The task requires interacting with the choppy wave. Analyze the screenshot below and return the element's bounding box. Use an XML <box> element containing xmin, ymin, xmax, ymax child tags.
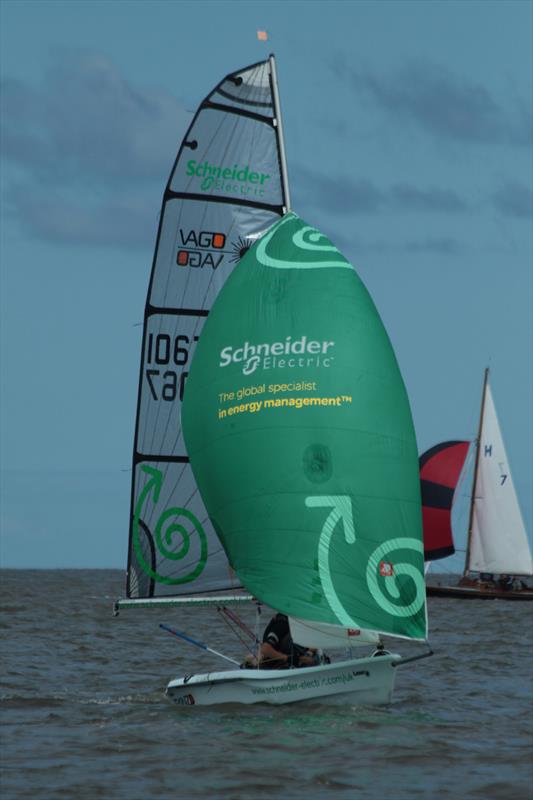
<box><xmin>1</xmin><ymin>569</ymin><xmax>532</xmax><ymax>800</ymax></box>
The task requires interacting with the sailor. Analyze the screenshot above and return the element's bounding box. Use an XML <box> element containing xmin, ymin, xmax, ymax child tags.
<box><xmin>259</xmin><ymin>613</ymin><xmax>320</xmax><ymax>669</ymax></box>
<box><xmin>241</xmin><ymin>613</ymin><xmax>321</xmax><ymax>669</ymax></box>
<box><xmin>498</xmin><ymin>574</ymin><xmax>513</xmax><ymax>591</ymax></box>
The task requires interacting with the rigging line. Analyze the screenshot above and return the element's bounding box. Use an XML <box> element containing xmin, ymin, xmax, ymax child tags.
<box><xmin>163</xmin><ymin>557</ymin><xmax>240</xmax><ymax>586</ymax></box>
<box><xmin>217</xmin><ymin>607</ymin><xmax>256</xmax><ymax>656</ymax></box>
<box><xmin>156</xmin><ymin>282</ymin><xmax>218</xmax><ymax>488</ymax></box>
<box><xmin>143</xmin><ymin>387</ymin><xmax>176</xmax><ymax>473</ymax></box>
<box><xmin>163</xmin><ymin>470</ymin><xmax>203</xmax><ymax>520</ymax></box>
<box><xmin>142</xmin><ymin>470</ymin><xmax>212</xmax><ymax>563</ymax></box>
<box><xmin>221</xmin><ymin>606</ymin><xmax>257</xmax><ymax>642</ymax></box>
<box><xmin>144</xmin><ymin>457</ymin><xmax>189</xmax><ymax>532</ymax></box>
<box><xmin>158</xmin><ymin>464</ymin><xmax>197</xmax><ymax>531</ymax></box>
<box><xmin>163</xmin><ymin>565</ymin><xmax>239</xmax><ymax>586</ymax></box>
<box><xmin>154</xmin><ymin>381</ymin><xmax>206</xmax><ymax>515</ymax></box>
<box><xmin>161</xmin><ymin>478</ymin><xmax>215</xmax><ymax>549</ymax></box>
<box><xmin>156</xmin><ymin>306</ymin><xmax>216</xmax><ymax>506</ymax></box>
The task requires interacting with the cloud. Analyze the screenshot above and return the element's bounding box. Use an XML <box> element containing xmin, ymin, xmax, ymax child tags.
<box><xmin>345</xmin><ymin>234</ymin><xmax>465</xmax><ymax>258</ymax></box>
<box><xmin>389</xmin><ymin>183</ymin><xmax>467</xmax><ymax>213</ymax></box>
<box><xmin>0</xmin><ymin>50</ymin><xmax>192</xmax><ymax>247</ymax></box>
<box><xmin>401</xmin><ymin>237</ymin><xmax>463</xmax><ymax>255</ymax></box>
<box><xmin>5</xmin><ymin>182</ymin><xmax>159</xmax><ymax>248</ymax></box>
<box><xmin>292</xmin><ymin>165</ymin><xmax>467</xmax><ymax>216</ymax></box>
<box><xmin>1</xmin><ymin>50</ymin><xmax>191</xmax><ymax>185</ymax></box>
<box><xmin>331</xmin><ymin>57</ymin><xmax>532</xmax><ymax>146</ymax></box>
<box><xmin>291</xmin><ymin>165</ymin><xmax>384</xmax><ymax>214</ymax></box>
<box><xmin>492</xmin><ymin>182</ymin><xmax>533</xmax><ymax>218</ymax></box>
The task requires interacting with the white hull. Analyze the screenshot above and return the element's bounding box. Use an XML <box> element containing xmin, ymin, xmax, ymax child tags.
<box><xmin>165</xmin><ymin>653</ymin><xmax>401</xmax><ymax>707</ymax></box>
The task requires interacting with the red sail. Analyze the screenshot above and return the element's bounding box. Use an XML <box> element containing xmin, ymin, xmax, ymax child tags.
<box><xmin>419</xmin><ymin>441</ymin><xmax>470</xmax><ymax>561</ymax></box>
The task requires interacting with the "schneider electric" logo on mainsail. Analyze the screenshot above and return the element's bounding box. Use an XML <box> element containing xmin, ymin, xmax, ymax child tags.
<box><xmin>186</xmin><ymin>160</ymin><xmax>271</xmax><ymax>196</ymax></box>
<box><xmin>219</xmin><ymin>336</ymin><xmax>335</xmax><ymax>376</ymax></box>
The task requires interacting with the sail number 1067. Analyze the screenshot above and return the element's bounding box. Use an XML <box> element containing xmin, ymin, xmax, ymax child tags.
<box><xmin>144</xmin><ymin>332</ymin><xmax>199</xmax><ymax>402</ymax></box>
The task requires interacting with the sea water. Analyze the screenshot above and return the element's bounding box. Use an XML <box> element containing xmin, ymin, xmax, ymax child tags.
<box><xmin>1</xmin><ymin>570</ymin><xmax>532</xmax><ymax>800</ymax></box>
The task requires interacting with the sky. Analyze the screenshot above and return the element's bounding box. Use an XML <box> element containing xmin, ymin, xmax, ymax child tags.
<box><xmin>1</xmin><ymin>0</ymin><xmax>532</xmax><ymax>571</ymax></box>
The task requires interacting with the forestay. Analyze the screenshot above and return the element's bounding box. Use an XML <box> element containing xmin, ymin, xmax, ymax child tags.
<box><xmin>469</xmin><ymin>383</ymin><xmax>533</xmax><ymax>576</ymax></box>
<box><xmin>183</xmin><ymin>212</ymin><xmax>427</xmax><ymax>641</ymax></box>
<box><xmin>127</xmin><ymin>58</ymin><xmax>289</xmax><ymax>599</ymax></box>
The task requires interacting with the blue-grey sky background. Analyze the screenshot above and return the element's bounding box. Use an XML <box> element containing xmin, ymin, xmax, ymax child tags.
<box><xmin>1</xmin><ymin>0</ymin><xmax>531</xmax><ymax>571</ymax></box>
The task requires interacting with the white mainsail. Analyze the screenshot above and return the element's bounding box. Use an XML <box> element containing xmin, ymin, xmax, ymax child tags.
<box><xmin>126</xmin><ymin>57</ymin><xmax>290</xmax><ymax>600</ymax></box>
<box><xmin>468</xmin><ymin>381</ymin><xmax>533</xmax><ymax>576</ymax></box>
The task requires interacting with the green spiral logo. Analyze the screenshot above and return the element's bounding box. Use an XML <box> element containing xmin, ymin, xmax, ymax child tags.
<box><xmin>366</xmin><ymin>538</ymin><xmax>425</xmax><ymax>617</ymax></box>
<box><xmin>133</xmin><ymin>466</ymin><xmax>208</xmax><ymax>585</ymax></box>
<box><xmin>256</xmin><ymin>213</ymin><xmax>352</xmax><ymax>270</ymax></box>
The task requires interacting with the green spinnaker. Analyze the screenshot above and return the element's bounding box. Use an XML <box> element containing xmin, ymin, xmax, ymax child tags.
<box><xmin>182</xmin><ymin>212</ymin><xmax>427</xmax><ymax>640</ymax></box>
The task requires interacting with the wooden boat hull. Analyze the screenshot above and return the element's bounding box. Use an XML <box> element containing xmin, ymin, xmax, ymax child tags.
<box><xmin>427</xmin><ymin>584</ymin><xmax>533</xmax><ymax>600</ymax></box>
<box><xmin>165</xmin><ymin>653</ymin><xmax>401</xmax><ymax>706</ymax></box>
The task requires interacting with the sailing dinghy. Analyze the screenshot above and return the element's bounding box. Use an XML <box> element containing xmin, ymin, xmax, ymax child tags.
<box><xmin>171</xmin><ymin>211</ymin><xmax>432</xmax><ymax>706</ymax></box>
<box><xmin>423</xmin><ymin>368</ymin><xmax>533</xmax><ymax>599</ymax></box>
<box><xmin>116</xmin><ymin>56</ymin><xmax>432</xmax><ymax>705</ymax></box>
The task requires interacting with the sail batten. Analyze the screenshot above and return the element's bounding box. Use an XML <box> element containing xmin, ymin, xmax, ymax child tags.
<box><xmin>204</xmin><ymin>101</ymin><xmax>274</xmax><ymax>120</ymax></box>
<box><xmin>166</xmin><ymin>190</ymin><xmax>284</xmax><ymax>211</ymax></box>
<box><xmin>126</xmin><ymin>57</ymin><xmax>288</xmax><ymax>600</ymax></box>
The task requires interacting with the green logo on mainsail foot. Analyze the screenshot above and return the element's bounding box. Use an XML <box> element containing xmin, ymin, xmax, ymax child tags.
<box><xmin>133</xmin><ymin>465</ymin><xmax>208</xmax><ymax>585</ymax></box>
<box><xmin>366</xmin><ymin>538</ymin><xmax>425</xmax><ymax>617</ymax></box>
<box><xmin>306</xmin><ymin>495</ymin><xmax>360</xmax><ymax>627</ymax></box>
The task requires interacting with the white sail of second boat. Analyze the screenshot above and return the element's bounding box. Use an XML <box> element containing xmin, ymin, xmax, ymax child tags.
<box><xmin>468</xmin><ymin>381</ymin><xmax>532</xmax><ymax>576</ymax></box>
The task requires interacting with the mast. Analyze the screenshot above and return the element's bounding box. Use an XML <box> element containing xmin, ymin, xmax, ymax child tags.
<box><xmin>464</xmin><ymin>367</ymin><xmax>490</xmax><ymax>575</ymax></box>
<box><xmin>269</xmin><ymin>54</ymin><xmax>291</xmax><ymax>212</ymax></box>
